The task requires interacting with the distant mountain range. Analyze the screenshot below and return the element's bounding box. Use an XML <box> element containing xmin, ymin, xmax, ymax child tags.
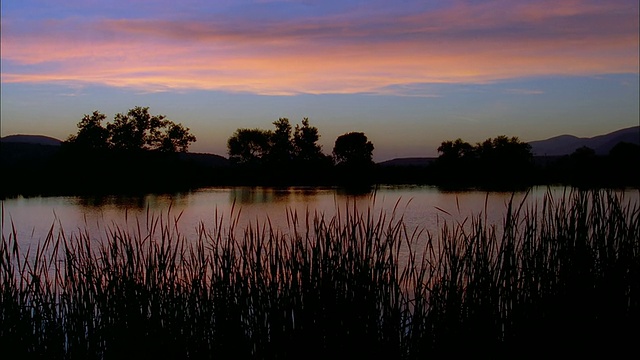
<box><xmin>2</xmin><ymin>126</ymin><xmax>638</xmax><ymax>168</ymax></box>
<box><xmin>378</xmin><ymin>126</ymin><xmax>639</xmax><ymax>167</ymax></box>
<box><xmin>528</xmin><ymin>126</ymin><xmax>639</xmax><ymax>156</ymax></box>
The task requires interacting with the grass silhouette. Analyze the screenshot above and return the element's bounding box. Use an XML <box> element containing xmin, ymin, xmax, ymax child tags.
<box><xmin>1</xmin><ymin>189</ymin><xmax>638</xmax><ymax>358</ymax></box>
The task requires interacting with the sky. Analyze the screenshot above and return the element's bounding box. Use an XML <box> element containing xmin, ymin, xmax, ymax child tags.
<box><xmin>1</xmin><ymin>0</ymin><xmax>638</xmax><ymax>161</ymax></box>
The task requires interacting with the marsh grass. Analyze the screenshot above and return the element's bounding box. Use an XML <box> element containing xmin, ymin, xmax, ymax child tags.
<box><xmin>1</xmin><ymin>189</ymin><xmax>639</xmax><ymax>358</ymax></box>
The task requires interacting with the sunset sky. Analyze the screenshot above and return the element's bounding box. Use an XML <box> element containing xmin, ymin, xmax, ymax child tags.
<box><xmin>1</xmin><ymin>0</ymin><xmax>638</xmax><ymax>161</ymax></box>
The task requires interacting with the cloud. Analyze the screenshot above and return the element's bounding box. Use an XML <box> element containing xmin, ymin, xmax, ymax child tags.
<box><xmin>1</xmin><ymin>0</ymin><xmax>637</xmax><ymax>95</ymax></box>
<box><xmin>505</xmin><ymin>89</ymin><xmax>544</xmax><ymax>95</ymax></box>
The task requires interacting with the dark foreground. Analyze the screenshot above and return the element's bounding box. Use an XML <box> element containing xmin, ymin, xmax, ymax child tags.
<box><xmin>1</xmin><ymin>189</ymin><xmax>639</xmax><ymax>358</ymax></box>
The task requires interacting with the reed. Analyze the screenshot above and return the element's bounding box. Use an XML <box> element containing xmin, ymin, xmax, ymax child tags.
<box><xmin>1</xmin><ymin>189</ymin><xmax>638</xmax><ymax>358</ymax></box>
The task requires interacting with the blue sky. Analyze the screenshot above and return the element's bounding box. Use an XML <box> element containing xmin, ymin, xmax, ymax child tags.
<box><xmin>2</xmin><ymin>0</ymin><xmax>638</xmax><ymax>161</ymax></box>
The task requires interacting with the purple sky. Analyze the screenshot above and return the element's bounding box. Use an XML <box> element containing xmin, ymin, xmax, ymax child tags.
<box><xmin>2</xmin><ymin>0</ymin><xmax>638</xmax><ymax>161</ymax></box>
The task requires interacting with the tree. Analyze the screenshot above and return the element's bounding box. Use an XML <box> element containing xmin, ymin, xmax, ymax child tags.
<box><xmin>227</xmin><ymin>128</ymin><xmax>273</xmax><ymax>165</ymax></box>
<box><xmin>106</xmin><ymin>106</ymin><xmax>196</xmax><ymax>152</ymax></box>
<box><xmin>608</xmin><ymin>142</ymin><xmax>639</xmax><ymax>163</ymax></box>
<box><xmin>434</xmin><ymin>138</ymin><xmax>477</xmax><ymax>184</ymax></box>
<box><xmin>107</xmin><ymin>107</ymin><xmax>153</xmax><ymax>151</ymax></box>
<box><xmin>437</xmin><ymin>138</ymin><xmax>475</xmax><ymax>162</ymax></box>
<box><xmin>333</xmin><ymin>132</ymin><xmax>374</xmax><ymax>167</ymax></box>
<box><xmin>268</xmin><ymin>118</ymin><xmax>294</xmax><ymax>165</ymax></box>
<box><xmin>293</xmin><ymin>118</ymin><xmax>324</xmax><ymax>162</ymax></box>
<box><xmin>434</xmin><ymin>135</ymin><xmax>533</xmax><ymax>187</ymax></box>
<box><xmin>474</xmin><ymin>136</ymin><xmax>533</xmax><ymax>186</ymax></box>
<box><xmin>228</xmin><ymin>117</ymin><xmax>330</xmax><ymax>167</ymax></box>
<box><xmin>160</xmin><ymin>123</ymin><xmax>197</xmax><ymax>153</ymax></box>
<box><xmin>608</xmin><ymin>142</ymin><xmax>640</xmax><ymax>186</ymax></box>
<box><xmin>476</xmin><ymin>135</ymin><xmax>532</xmax><ymax>166</ymax></box>
<box><xmin>65</xmin><ymin>111</ymin><xmax>110</xmax><ymax>150</ymax></box>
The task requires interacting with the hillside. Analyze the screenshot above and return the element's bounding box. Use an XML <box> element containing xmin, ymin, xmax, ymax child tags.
<box><xmin>1</xmin><ymin>133</ymin><xmax>63</xmax><ymax>167</ymax></box>
<box><xmin>1</xmin><ymin>134</ymin><xmax>229</xmax><ymax>167</ymax></box>
<box><xmin>528</xmin><ymin>126</ymin><xmax>639</xmax><ymax>156</ymax></box>
<box><xmin>1</xmin><ymin>134</ymin><xmax>62</xmax><ymax>146</ymax></box>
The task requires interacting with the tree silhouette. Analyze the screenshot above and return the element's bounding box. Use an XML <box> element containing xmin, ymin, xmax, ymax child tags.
<box><xmin>65</xmin><ymin>111</ymin><xmax>110</xmax><ymax>150</ymax></box>
<box><xmin>436</xmin><ymin>138</ymin><xmax>475</xmax><ymax>170</ymax></box>
<box><xmin>333</xmin><ymin>132</ymin><xmax>374</xmax><ymax>168</ymax></box>
<box><xmin>160</xmin><ymin>123</ymin><xmax>197</xmax><ymax>153</ymax></box>
<box><xmin>228</xmin><ymin>118</ymin><xmax>329</xmax><ymax>168</ymax></box>
<box><xmin>332</xmin><ymin>132</ymin><xmax>374</xmax><ymax>188</ymax></box>
<box><xmin>227</xmin><ymin>128</ymin><xmax>273</xmax><ymax>165</ymax></box>
<box><xmin>476</xmin><ymin>136</ymin><xmax>532</xmax><ymax>167</ymax></box>
<box><xmin>434</xmin><ymin>135</ymin><xmax>532</xmax><ymax>188</ymax></box>
<box><xmin>268</xmin><ymin>118</ymin><xmax>294</xmax><ymax>165</ymax></box>
<box><xmin>65</xmin><ymin>106</ymin><xmax>196</xmax><ymax>153</ymax></box>
<box><xmin>104</xmin><ymin>106</ymin><xmax>195</xmax><ymax>152</ymax></box>
<box><xmin>293</xmin><ymin>118</ymin><xmax>324</xmax><ymax>162</ymax></box>
<box><xmin>107</xmin><ymin>107</ymin><xmax>153</xmax><ymax>151</ymax></box>
<box><xmin>608</xmin><ymin>142</ymin><xmax>639</xmax><ymax>163</ymax></box>
<box><xmin>433</xmin><ymin>138</ymin><xmax>477</xmax><ymax>185</ymax></box>
<box><xmin>608</xmin><ymin>142</ymin><xmax>640</xmax><ymax>186</ymax></box>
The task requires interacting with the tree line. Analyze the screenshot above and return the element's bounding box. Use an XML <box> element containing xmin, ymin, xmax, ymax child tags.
<box><xmin>430</xmin><ymin>136</ymin><xmax>535</xmax><ymax>188</ymax></box>
<box><xmin>63</xmin><ymin>108</ymin><xmax>377</xmax><ymax>174</ymax></box>
<box><xmin>1</xmin><ymin>106</ymin><xmax>637</xmax><ymax>197</ymax></box>
<box><xmin>64</xmin><ymin>107</ymin><xmax>197</xmax><ymax>152</ymax></box>
<box><xmin>225</xmin><ymin>118</ymin><xmax>375</xmax><ymax>186</ymax></box>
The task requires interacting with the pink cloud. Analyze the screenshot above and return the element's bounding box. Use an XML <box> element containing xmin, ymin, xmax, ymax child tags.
<box><xmin>1</xmin><ymin>0</ymin><xmax>637</xmax><ymax>95</ymax></box>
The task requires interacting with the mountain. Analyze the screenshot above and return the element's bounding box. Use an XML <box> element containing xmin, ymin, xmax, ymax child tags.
<box><xmin>374</xmin><ymin>126</ymin><xmax>638</xmax><ymax>166</ymax></box>
<box><xmin>528</xmin><ymin>126</ymin><xmax>639</xmax><ymax>156</ymax></box>
<box><xmin>1</xmin><ymin>134</ymin><xmax>230</xmax><ymax>167</ymax></box>
<box><xmin>1</xmin><ymin>135</ymin><xmax>63</xmax><ymax>167</ymax></box>
<box><xmin>1</xmin><ymin>134</ymin><xmax>63</xmax><ymax>146</ymax></box>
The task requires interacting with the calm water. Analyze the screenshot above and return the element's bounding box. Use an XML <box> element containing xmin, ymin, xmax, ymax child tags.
<box><xmin>2</xmin><ymin>185</ymin><xmax>638</xmax><ymax>251</ymax></box>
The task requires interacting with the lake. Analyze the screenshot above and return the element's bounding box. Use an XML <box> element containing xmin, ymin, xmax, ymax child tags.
<box><xmin>3</xmin><ymin>184</ymin><xmax>639</xmax><ymax>357</ymax></box>
<box><xmin>3</xmin><ymin>185</ymin><xmax>638</xmax><ymax>252</ymax></box>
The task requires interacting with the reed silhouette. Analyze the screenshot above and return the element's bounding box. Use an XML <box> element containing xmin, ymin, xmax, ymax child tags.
<box><xmin>2</xmin><ymin>189</ymin><xmax>638</xmax><ymax>358</ymax></box>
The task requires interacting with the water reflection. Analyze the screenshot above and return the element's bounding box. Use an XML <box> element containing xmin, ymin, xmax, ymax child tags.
<box><xmin>3</xmin><ymin>186</ymin><xmax>638</xmax><ymax>255</ymax></box>
<box><xmin>230</xmin><ymin>187</ymin><xmax>296</xmax><ymax>204</ymax></box>
<box><xmin>75</xmin><ymin>192</ymin><xmax>193</xmax><ymax>209</ymax></box>
<box><xmin>228</xmin><ymin>186</ymin><xmax>373</xmax><ymax>205</ymax></box>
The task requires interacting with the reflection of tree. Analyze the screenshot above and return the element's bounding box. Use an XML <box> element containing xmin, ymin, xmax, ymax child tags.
<box><xmin>229</xmin><ymin>187</ymin><xmax>293</xmax><ymax>204</ymax></box>
<box><xmin>228</xmin><ymin>187</ymin><xmax>335</xmax><ymax>205</ymax></box>
<box><xmin>76</xmin><ymin>194</ymin><xmax>151</xmax><ymax>209</ymax></box>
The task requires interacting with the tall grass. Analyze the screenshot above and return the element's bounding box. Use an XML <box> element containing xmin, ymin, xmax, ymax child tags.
<box><xmin>1</xmin><ymin>189</ymin><xmax>638</xmax><ymax>358</ymax></box>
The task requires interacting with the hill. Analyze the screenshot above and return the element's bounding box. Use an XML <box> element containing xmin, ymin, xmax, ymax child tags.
<box><xmin>528</xmin><ymin>126</ymin><xmax>639</xmax><ymax>156</ymax></box>
<box><xmin>1</xmin><ymin>134</ymin><xmax>62</xmax><ymax>146</ymax></box>
<box><xmin>1</xmin><ymin>134</ymin><xmax>229</xmax><ymax>165</ymax></box>
<box><xmin>1</xmin><ymin>135</ymin><xmax>63</xmax><ymax>167</ymax></box>
<box><xmin>375</xmin><ymin>126</ymin><xmax>639</xmax><ymax>165</ymax></box>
